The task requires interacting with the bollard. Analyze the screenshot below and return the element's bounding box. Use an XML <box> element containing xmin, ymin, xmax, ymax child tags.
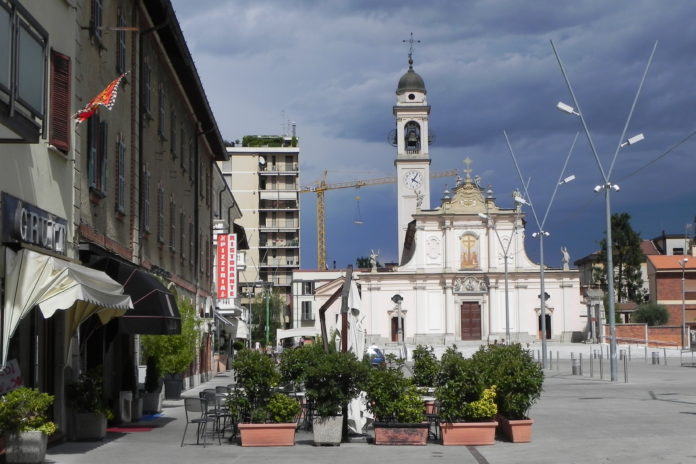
<box><xmin>651</xmin><ymin>351</ymin><xmax>659</xmax><ymax>365</ymax></box>
<box><xmin>579</xmin><ymin>353</ymin><xmax>583</xmax><ymax>376</ymax></box>
<box><xmin>571</xmin><ymin>357</ymin><xmax>580</xmax><ymax>375</ymax></box>
<box><xmin>628</xmin><ymin>345</ymin><xmax>632</xmax><ymax>361</ymax></box>
<box><xmin>624</xmin><ymin>354</ymin><xmax>629</xmax><ymax>383</ymax></box>
<box><xmin>619</xmin><ymin>349</ymin><xmax>626</xmax><ymax>360</ymax></box>
<box><xmin>590</xmin><ymin>350</ymin><xmax>594</xmax><ymax>377</ymax></box>
<box><xmin>557</xmin><ymin>351</ymin><xmax>560</xmax><ymax>371</ymax></box>
<box><xmin>599</xmin><ymin>354</ymin><xmax>604</xmax><ymax>379</ymax></box>
<box><xmin>644</xmin><ymin>345</ymin><xmax>648</xmax><ymax>363</ymax></box>
<box><xmin>663</xmin><ymin>348</ymin><xmax>668</xmax><ymax>366</ymax></box>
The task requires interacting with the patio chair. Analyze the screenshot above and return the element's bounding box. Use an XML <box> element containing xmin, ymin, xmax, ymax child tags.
<box><xmin>181</xmin><ymin>398</ymin><xmax>217</xmax><ymax>447</ymax></box>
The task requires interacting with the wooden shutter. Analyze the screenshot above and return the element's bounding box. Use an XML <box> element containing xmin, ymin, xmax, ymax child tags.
<box><xmin>49</xmin><ymin>50</ymin><xmax>71</xmax><ymax>152</ymax></box>
<box><xmin>98</xmin><ymin>120</ymin><xmax>108</xmax><ymax>193</ymax></box>
<box><xmin>87</xmin><ymin>116</ymin><xmax>97</xmax><ymax>188</ymax></box>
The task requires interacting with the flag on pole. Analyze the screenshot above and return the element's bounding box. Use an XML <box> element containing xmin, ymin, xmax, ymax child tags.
<box><xmin>73</xmin><ymin>71</ymin><xmax>129</xmax><ymax>123</ymax></box>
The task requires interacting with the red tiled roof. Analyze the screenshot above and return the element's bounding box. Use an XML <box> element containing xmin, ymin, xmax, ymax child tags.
<box><xmin>640</xmin><ymin>240</ymin><xmax>660</xmax><ymax>255</ymax></box>
<box><xmin>647</xmin><ymin>255</ymin><xmax>695</xmax><ymax>270</ymax></box>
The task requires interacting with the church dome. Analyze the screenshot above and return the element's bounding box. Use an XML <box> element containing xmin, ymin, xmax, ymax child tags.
<box><xmin>396</xmin><ymin>59</ymin><xmax>426</xmax><ymax>95</ymax></box>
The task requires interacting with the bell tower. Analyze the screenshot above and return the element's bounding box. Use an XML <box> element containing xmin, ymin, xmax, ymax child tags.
<box><xmin>393</xmin><ymin>34</ymin><xmax>431</xmax><ymax>262</ymax></box>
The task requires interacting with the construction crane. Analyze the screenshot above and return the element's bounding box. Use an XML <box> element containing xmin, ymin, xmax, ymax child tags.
<box><xmin>300</xmin><ymin>169</ymin><xmax>458</xmax><ymax>269</ymax></box>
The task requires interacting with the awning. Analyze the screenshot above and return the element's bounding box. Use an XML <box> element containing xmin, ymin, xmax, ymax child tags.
<box><xmin>276</xmin><ymin>326</ymin><xmax>320</xmax><ymax>340</ymax></box>
<box><xmin>93</xmin><ymin>257</ymin><xmax>181</xmax><ymax>335</ymax></box>
<box><xmin>3</xmin><ymin>248</ymin><xmax>133</xmax><ymax>367</ymax></box>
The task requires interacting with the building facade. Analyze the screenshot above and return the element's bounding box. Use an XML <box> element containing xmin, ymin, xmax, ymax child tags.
<box><xmin>222</xmin><ymin>135</ymin><xmax>300</xmax><ymax>324</ymax></box>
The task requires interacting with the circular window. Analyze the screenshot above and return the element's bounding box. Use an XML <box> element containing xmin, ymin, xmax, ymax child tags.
<box><xmin>408</xmin><ymin>93</ymin><xmax>415</xmax><ymax>100</ymax></box>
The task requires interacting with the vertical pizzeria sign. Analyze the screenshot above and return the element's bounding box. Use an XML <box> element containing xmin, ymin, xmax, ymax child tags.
<box><xmin>217</xmin><ymin>234</ymin><xmax>237</xmax><ymax>299</ymax></box>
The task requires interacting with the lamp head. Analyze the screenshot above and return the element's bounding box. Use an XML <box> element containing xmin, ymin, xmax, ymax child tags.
<box><xmin>593</xmin><ymin>185</ymin><xmax>602</xmax><ymax>193</ymax></box>
<box><xmin>478</xmin><ymin>213</ymin><xmax>489</xmax><ymax>220</ymax></box>
<box><xmin>559</xmin><ymin>174</ymin><xmax>576</xmax><ymax>185</ymax></box>
<box><xmin>556</xmin><ymin>101</ymin><xmax>579</xmax><ymax>116</ymax></box>
<box><xmin>620</xmin><ymin>133</ymin><xmax>645</xmax><ymax>148</ymax></box>
<box><xmin>611</xmin><ymin>184</ymin><xmax>620</xmax><ymax>192</ymax></box>
<box><xmin>391</xmin><ymin>294</ymin><xmax>403</xmax><ymax>304</ymax></box>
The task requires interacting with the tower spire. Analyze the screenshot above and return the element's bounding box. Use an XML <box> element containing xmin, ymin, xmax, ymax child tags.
<box><xmin>403</xmin><ymin>32</ymin><xmax>420</xmax><ymax>68</ymax></box>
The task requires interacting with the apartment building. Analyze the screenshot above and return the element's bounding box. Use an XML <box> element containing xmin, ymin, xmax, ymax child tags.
<box><xmin>222</xmin><ymin>135</ymin><xmax>300</xmax><ymax>322</ymax></box>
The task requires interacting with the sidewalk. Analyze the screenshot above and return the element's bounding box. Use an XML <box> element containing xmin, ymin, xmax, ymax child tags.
<box><xmin>46</xmin><ymin>357</ymin><xmax>696</xmax><ymax>464</ymax></box>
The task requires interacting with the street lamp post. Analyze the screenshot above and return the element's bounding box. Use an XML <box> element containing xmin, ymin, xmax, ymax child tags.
<box><xmin>679</xmin><ymin>258</ymin><xmax>688</xmax><ymax>348</ymax></box>
<box><xmin>504</xmin><ymin>131</ymin><xmax>578</xmax><ymax>369</ymax></box>
<box><xmin>551</xmin><ymin>39</ymin><xmax>656</xmax><ymax>381</ymax></box>
<box><xmin>479</xmin><ymin>204</ymin><xmax>520</xmax><ymax>344</ymax></box>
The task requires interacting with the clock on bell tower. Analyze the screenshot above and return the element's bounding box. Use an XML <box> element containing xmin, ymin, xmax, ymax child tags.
<box><xmin>394</xmin><ymin>35</ymin><xmax>431</xmax><ymax>262</ymax></box>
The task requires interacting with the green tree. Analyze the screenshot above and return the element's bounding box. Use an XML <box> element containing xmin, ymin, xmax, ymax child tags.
<box><xmin>593</xmin><ymin>212</ymin><xmax>647</xmax><ymax>306</ymax></box>
<box><xmin>633</xmin><ymin>302</ymin><xmax>669</xmax><ymax>326</ymax></box>
<box><xmin>141</xmin><ymin>298</ymin><xmax>200</xmax><ymax>376</ymax></box>
<box><xmin>248</xmin><ymin>288</ymin><xmax>285</xmax><ymax>347</ymax></box>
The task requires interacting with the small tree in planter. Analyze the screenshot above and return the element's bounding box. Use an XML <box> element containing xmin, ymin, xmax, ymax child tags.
<box><xmin>471</xmin><ymin>344</ymin><xmax>544</xmax><ymax>442</ymax></box>
<box><xmin>141</xmin><ymin>299</ymin><xmax>200</xmax><ymax>399</ymax></box>
<box><xmin>435</xmin><ymin>347</ymin><xmax>498</xmax><ymax>446</ymax></box>
<box><xmin>66</xmin><ymin>367</ymin><xmax>114</xmax><ymax>441</ymax></box>
<box><xmin>411</xmin><ymin>345</ymin><xmax>440</xmax><ymax>414</ymax></box>
<box><xmin>364</xmin><ymin>357</ymin><xmax>428</xmax><ymax>445</ymax></box>
<box><xmin>284</xmin><ymin>344</ymin><xmax>369</xmax><ymax>445</ymax></box>
<box><xmin>228</xmin><ymin>348</ymin><xmax>300</xmax><ymax>446</ymax></box>
<box><xmin>142</xmin><ymin>356</ymin><xmax>163</xmax><ymax>413</ymax></box>
<box><xmin>0</xmin><ymin>387</ymin><xmax>57</xmax><ymax>464</ymax></box>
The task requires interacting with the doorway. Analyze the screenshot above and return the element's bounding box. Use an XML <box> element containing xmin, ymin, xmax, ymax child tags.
<box><xmin>460</xmin><ymin>302</ymin><xmax>481</xmax><ymax>340</ymax></box>
<box><xmin>390</xmin><ymin>317</ymin><xmax>404</xmax><ymax>342</ymax></box>
<box><xmin>538</xmin><ymin>314</ymin><xmax>551</xmax><ymax>340</ymax></box>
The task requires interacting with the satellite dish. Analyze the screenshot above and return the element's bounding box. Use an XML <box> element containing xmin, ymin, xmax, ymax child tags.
<box><xmin>259</xmin><ymin>156</ymin><xmax>266</xmax><ymax>165</ymax></box>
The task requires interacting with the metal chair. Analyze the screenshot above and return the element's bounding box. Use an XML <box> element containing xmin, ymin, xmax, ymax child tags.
<box><xmin>200</xmin><ymin>391</ymin><xmax>230</xmax><ymax>440</ymax></box>
<box><xmin>181</xmin><ymin>397</ymin><xmax>217</xmax><ymax>447</ymax></box>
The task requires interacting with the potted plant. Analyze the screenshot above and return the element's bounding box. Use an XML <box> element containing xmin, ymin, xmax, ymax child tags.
<box><xmin>66</xmin><ymin>367</ymin><xmax>114</xmax><ymax>441</ymax></box>
<box><xmin>473</xmin><ymin>344</ymin><xmax>544</xmax><ymax>442</ymax></box>
<box><xmin>284</xmin><ymin>344</ymin><xmax>368</xmax><ymax>445</ymax></box>
<box><xmin>142</xmin><ymin>356</ymin><xmax>163</xmax><ymax>413</ymax></box>
<box><xmin>435</xmin><ymin>346</ymin><xmax>498</xmax><ymax>446</ymax></box>
<box><xmin>228</xmin><ymin>348</ymin><xmax>300</xmax><ymax>446</ymax></box>
<box><xmin>363</xmin><ymin>355</ymin><xmax>428</xmax><ymax>445</ymax></box>
<box><xmin>0</xmin><ymin>387</ymin><xmax>57</xmax><ymax>463</ymax></box>
<box><xmin>141</xmin><ymin>299</ymin><xmax>200</xmax><ymax>400</ymax></box>
<box><xmin>411</xmin><ymin>344</ymin><xmax>439</xmax><ymax>414</ymax></box>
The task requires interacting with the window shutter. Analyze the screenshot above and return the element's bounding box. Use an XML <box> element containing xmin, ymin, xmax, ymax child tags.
<box><xmin>49</xmin><ymin>50</ymin><xmax>71</xmax><ymax>152</ymax></box>
<box><xmin>99</xmin><ymin>120</ymin><xmax>108</xmax><ymax>193</ymax></box>
<box><xmin>87</xmin><ymin>116</ymin><xmax>97</xmax><ymax>188</ymax></box>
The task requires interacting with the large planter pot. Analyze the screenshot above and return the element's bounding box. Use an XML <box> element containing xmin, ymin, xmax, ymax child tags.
<box><xmin>5</xmin><ymin>431</ymin><xmax>48</xmax><ymax>464</ymax></box>
<box><xmin>238</xmin><ymin>423</ymin><xmax>296</xmax><ymax>447</ymax></box>
<box><xmin>142</xmin><ymin>389</ymin><xmax>163</xmax><ymax>413</ymax></box>
<box><xmin>163</xmin><ymin>375</ymin><xmax>183</xmax><ymax>400</ymax></box>
<box><xmin>373</xmin><ymin>422</ymin><xmax>429</xmax><ymax>445</ymax></box>
<box><xmin>312</xmin><ymin>416</ymin><xmax>343</xmax><ymax>446</ymax></box>
<box><xmin>73</xmin><ymin>412</ymin><xmax>107</xmax><ymax>441</ymax></box>
<box><xmin>440</xmin><ymin>421</ymin><xmax>498</xmax><ymax>446</ymax></box>
<box><xmin>497</xmin><ymin>416</ymin><xmax>533</xmax><ymax>443</ymax></box>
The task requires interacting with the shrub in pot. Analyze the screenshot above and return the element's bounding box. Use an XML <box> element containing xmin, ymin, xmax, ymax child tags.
<box><xmin>0</xmin><ymin>387</ymin><xmax>57</xmax><ymax>464</ymax></box>
<box><xmin>141</xmin><ymin>299</ymin><xmax>200</xmax><ymax>399</ymax></box>
<box><xmin>66</xmin><ymin>367</ymin><xmax>113</xmax><ymax>441</ymax></box>
<box><xmin>364</xmin><ymin>357</ymin><xmax>428</xmax><ymax>445</ymax></box>
<box><xmin>471</xmin><ymin>343</ymin><xmax>543</xmax><ymax>442</ymax></box>
<box><xmin>229</xmin><ymin>348</ymin><xmax>300</xmax><ymax>446</ymax></box>
<box><xmin>411</xmin><ymin>345</ymin><xmax>439</xmax><ymax>389</ymax></box>
<box><xmin>285</xmin><ymin>344</ymin><xmax>368</xmax><ymax>445</ymax></box>
<box><xmin>435</xmin><ymin>347</ymin><xmax>498</xmax><ymax>445</ymax></box>
<box><xmin>142</xmin><ymin>356</ymin><xmax>163</xmax><ymax>413</ymax></box>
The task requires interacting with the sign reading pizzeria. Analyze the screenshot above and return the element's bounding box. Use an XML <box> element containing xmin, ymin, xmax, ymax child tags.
<box><xmin>216</xmin><ymin>233</ymin><xmax>237</xmax><ymax>299</ymax></box>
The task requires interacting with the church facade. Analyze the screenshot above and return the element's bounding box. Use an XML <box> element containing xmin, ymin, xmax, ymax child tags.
<box><xmin>294</xmin><ymin>52</ymin><xmax>587</xmax><ymax>347</ymax></box>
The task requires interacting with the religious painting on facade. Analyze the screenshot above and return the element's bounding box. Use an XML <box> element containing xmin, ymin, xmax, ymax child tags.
<box><xmin>460</xmin><ymin>233</ymin><xmax>479</xmax><ymax>269</ymax></box>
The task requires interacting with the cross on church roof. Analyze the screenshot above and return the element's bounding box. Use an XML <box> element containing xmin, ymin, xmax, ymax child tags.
<box><xmin>463</xmin><ymin>157</ymin><xmax>473</xmax><ymax>179</ymax></box>
<box><xmin>403</xmin><ymin>32</ymin><xmax>420</xmax><ymax>67</ymax></box>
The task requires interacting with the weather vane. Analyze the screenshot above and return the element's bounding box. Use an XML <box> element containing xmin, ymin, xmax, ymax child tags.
<box><xmin>403</xmin><ymin>32</ymin><xmax>420</xmax><ymax>64</ymax></box>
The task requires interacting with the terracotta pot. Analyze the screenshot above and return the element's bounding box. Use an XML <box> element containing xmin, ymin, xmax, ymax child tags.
<box><xmin>440</xmin><ymin>421</ymin><xmax>497</xmax><ymax>446</ymax></box>
<box><xmin>497</xmin><ymin>416</ymin><xmax>533</xmax><ymax>443</ymax></box>
<box><xmin>373</xmin><ymin>422</ymin><xmax>429</xmax><ymax>445</ymax></box>
<box><xmin>424</xmin><ymin>399</ymin><xmax>436</xmax><ymax>415</ymax></box>
<box><xmin>238</xmin><ymin>423</ymin><xmax>296</xmax><ymax>446</ymax></box>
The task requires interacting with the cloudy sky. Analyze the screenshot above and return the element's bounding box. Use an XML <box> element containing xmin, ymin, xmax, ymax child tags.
<box><xmin>171</xmin><ymin>0</ymin><xmax>696</xmax><ymax>269</ymax></box>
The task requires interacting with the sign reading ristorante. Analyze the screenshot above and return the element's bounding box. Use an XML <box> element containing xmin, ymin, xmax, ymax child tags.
<box><xmin>1</xmin><ymin>192</ymin><xmax>67</xmax><ymax>254</ymax></box>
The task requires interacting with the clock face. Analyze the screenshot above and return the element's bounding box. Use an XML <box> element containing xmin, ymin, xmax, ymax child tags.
<box><xmin>403</xmin><ymin>170</ymin><xmax>423</xmax><ymax>190</ymax></box>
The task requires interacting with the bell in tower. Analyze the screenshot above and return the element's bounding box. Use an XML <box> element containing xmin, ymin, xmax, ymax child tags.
<box><xmin>404</xmin><ymin>121</ymin><xmax>421</xmax><ymax>152</ymax></box>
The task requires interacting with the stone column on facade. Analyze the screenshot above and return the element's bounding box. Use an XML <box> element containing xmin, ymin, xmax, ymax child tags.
<box><xmin>443</xmin><ymin>280</ymin><xmax>455</xmax><ymax>344</ymax></box>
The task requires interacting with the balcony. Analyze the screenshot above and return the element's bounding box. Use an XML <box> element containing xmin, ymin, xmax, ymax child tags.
<box><xmin>259</xmin><ymin>163</ymin><xmax>299</xmax><ymax>175</ymax></box>
<box><xmin>259</xmin><ymin>239</ymin><xmax>299</xmax><ymax>248</ymax></box>
<box><xmin>259</xmin><ymin>258</ymin><xmax>299</xmax><ymax>268</ymax></box>
<box><xmin>259</xmin><ymin>199</ymin><xmax>298</xmax><ymax>211</ymax></box>
<box><xmin>260</xmin><ymin>220</ymin><xmax>299</xmax><ymax>231</ymax></box>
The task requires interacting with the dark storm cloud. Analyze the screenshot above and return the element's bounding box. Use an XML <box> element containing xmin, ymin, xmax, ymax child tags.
<box><xmin>171</xmin><ymin>0</ymin><xmax>696</xmax><ymax>267</ymax></box>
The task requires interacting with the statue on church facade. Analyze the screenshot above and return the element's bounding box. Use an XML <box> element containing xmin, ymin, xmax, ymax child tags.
<box><xmin>561</xmin><ymin>246</ymin><xmax>570</xmax><ymax>271</ymax></box>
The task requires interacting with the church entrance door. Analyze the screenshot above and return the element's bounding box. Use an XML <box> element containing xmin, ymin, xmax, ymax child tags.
<box><xmin>391</xmin><ymin>317</ymin><xmax>404</xmax><ymax>342</ymax></box>
<box><xmin>538</xmin><ymin>314</ymin><xmax>551</xmax><ymax>340</ymax></box>
<box><xmin>460</xmin><ymin>302</ymin><xmax>481</xmax><ymax>340</ymax></box>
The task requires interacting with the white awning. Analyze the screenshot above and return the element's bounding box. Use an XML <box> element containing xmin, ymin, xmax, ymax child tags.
<box><xmin>236</xmin><ymin>320</ymin><xmax>249</xmax><ymax>339</ymax></box>
<box><xmin>276</xmin><ymin>326</ymin><xmax>320</xmax><ymax>340</ymax></box>
<box><xmin>3</xmin><ymin>248</ymin><xmax>133</xmax><ymax>367</ymax></box>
